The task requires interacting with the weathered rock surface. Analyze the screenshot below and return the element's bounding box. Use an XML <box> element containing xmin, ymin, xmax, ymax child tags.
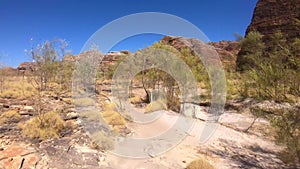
<box><xmin>208</xmin><ymin>41</ymin><xmax>240</xmax><ymax>70</ymax></box>
<box><xmin>160</xmin><ymin>36</ymin><xmax>240</xmax><ymax>70</ymax></box>
<box><xmin>0</xmin><ymin>143</ymin><xmax>46</xmax><ymax>169</ymax></box>
<box><xmin>246</xmin><ymin>0</ymin><xmax>300</xmax><ymax>40</ymax></box>
<box><xmin>17</xmin><ymin>62</ymin><xmax>35</xmax><ymax>72</ymax></box>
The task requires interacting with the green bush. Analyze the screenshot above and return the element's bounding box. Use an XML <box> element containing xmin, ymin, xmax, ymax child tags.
<box><xmin>251</xmin><ymin>105</ymin><xmax>300</xmax><ymax>164</ymax></box>
<box><xmin>238</xmin><ymin>32</ymin><xmax>300</xmax><ymax>102</ymax></box>
<box><xmin>269</xmin><ymin>107</ymin><xmax>300</xmax><ymax>164</ymax></box>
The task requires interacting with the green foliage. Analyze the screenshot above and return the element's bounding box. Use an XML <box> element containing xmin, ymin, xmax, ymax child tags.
<box><xmin>239</xmin><ymin>32</ymin><xmax>300</xmax><ymax>164</ymax></box>
<box><xmin>186</xmin><ymin>158</ymin><xmax>215</xmax><ymax>169</ymax></box>
<box><xmin>270</xmin><ymin>107</ymin><xmax>300</xmax><ymax>164</ymax></box>
<box><xmin>28</xmin><ymin>39</ymin><xmax>68</xmax><ymax>91</ymax></box>
<box><xmin>239</xmin><ymin>31</ymin><xmax>300</xmax><ymax>102</ymax></box>
<box><xmin>20</xmin><ymin>111</ymin><xmax>66</xmax><ymax>140</ymax></box>
<box><xmin>72</xmin><ymin>50</ymin><xmax>101</xmax><ymax>92</ymax></box>
<box><xmin>136</xmin><ymin>42</ymin><xmax>210</xmax><ymax>112</ymax></box>
<box><xmin>251</xmin><ymin>106</ymin><xmax>300</xmax><ymax>164</ymax></box>
<box><xmin>226</xmin><ymin>72</ymin><xmax>242</xmax><ymax>100</ymax></box>
<box><xmin>248</xmin><ymin>63</ymin><xmax>287</xmax><ymax>101</ymax></box>
<box><xmin>55</xmin><ymin>61</ymin><xmax>74</xmax><ymax>92</ymax></box>
<box><xmin>237</xmin><ymin>31</ymin><xmax>265</xmax><ymax>71</ymax></box>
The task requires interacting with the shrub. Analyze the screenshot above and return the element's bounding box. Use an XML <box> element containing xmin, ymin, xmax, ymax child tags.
<box><xmin>90</xmin><ymin>131</ymin><xmax>114</xmax><ymax>151</ymax></box>
<box><xmin>186</xmin><ymin>158</ymin><xmax>215</xmax><ymax>169</ymax></box>
<box><xmin>269</xmin><ymin>107</ymin><xmax>300</xmax><ymax>164</ymax></box>
<box><xmin>0</xmin><ymin>79</ymin><xmax>36</xmax><ymax>99</ymax></box>
<box><xmin>104</xmin><ymin>113</ymin><xmax>126</xmax><ymax>126</ymax></box>
<box><xmin>145</xmin><ymin>100</ymin><xmax>167</xmax><ymax>113</ymax></box>
<box><xmin>166</xmin><ymin>96</ymin><xmax>180</xmax><ymax>112</ymax></box>
<box><xmin>102</xmin><ymin>110</ymin><xmax>126</xmax><ymax>129</ymax></box>
<box><xmin>238</xmin><ymin>32</ymin><xmax>300</xmax><ymax>102</ymax></box>
<box><xmin>19</xmin><ymin>111</ymin><xmax>66</xmax><ymax>140</ymax></box>
<box><xmin>101</xmin><ymin>102</ymin><xmax>127</xmax><ymax>132</ymax></box>
<box><xmin>103</xmin><ymin>102</ymin><xmax>117</xmax><ymax>111</ymax></box>
<box><xmin>0</xmin><ymin>110</ymin><xmax>21</xmax><ymax>125</ymax></box>
<box><xmin>251</xmin><ymin>105</ymin><xmax>300</xmax><ymax>164</ymax></box>
<box><xmin>130</xmin><ymin>96</ymin><xmax>142</xmax><ymax>104</ymax></box>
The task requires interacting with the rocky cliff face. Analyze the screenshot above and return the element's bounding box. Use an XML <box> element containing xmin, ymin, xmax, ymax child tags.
<box><xmin>246</xmin><ymin>0</ymin><xmax>300</xmax><ymax>40</ymax></box>
<box><xmin>161</xmin><ymin>36</ymin><xmax>240</xmax><ymax>70</ymax></box>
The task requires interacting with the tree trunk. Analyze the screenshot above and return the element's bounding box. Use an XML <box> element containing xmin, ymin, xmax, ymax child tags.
<box><xmin>243</xmin><ymin>116</ymin><xmax>258</xmax><ymax>133</ymax></box>
<box><xmin>141</xmin><ymin>56</ymin><xmax>150</xmax><ymax>103</ymax></box>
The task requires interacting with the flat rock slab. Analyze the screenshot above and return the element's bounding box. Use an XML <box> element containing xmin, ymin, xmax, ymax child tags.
<box><xmin>0</xmin><ymin>144</ymin><xmax>41</xmax><ymax>169</ymax></box>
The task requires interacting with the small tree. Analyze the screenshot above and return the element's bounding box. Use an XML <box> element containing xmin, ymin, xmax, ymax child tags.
<box><xmin>237</xmin><ymin>31</ymin><xmax>265</xmax><ymax>71</ymax></box>
<box><xmin>29</xmin><ymin>38</ymin><xmax>67</xmax><ymax>91</ymax></box>
<box><xmin>26</xmin><ymin>38</ymin><xmax>68</xmax><ymax>116</ymax></box>
<box><xmin>240</xmin><ymin>31</ymin><xmax>300</xmax><ymax>164</ymax></box>
<box><xmin>270</xmin><ymin>106</ymin><xmax>300</xmax><ymax>164</ymax></box>
<box><xmin>251</xmin><ymin>105</ymin><xmax>300</xmax><ymax>164</ymax></box>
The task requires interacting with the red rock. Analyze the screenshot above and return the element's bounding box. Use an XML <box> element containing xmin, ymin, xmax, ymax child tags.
<box><xmin>246</xmin><ymin>0</ymin><xmax>300</xmax><ymax>40</ymax></box>
<box><xmin>0</xmin><ymin>144</ymin><xmax>41</xmax><ymax>169</ymax></box>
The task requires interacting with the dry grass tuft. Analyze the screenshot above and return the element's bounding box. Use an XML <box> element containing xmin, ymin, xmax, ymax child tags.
<box><xmin>19</xmin><ymin>111</ymin><xmax>66</xmax><ymax>140</ymax></box>
<box><xmin>62</xmin><ymin>98</ymin><xmax>74</xmax><ymax>104</ymax></box>
<box><xmin>101</xmin><ymin>102</ymin><xmax>126</xmax><ymax>132</ymax></box>
<box><xmin>102</xmin><ymin>102</ymin><xmax>117</xmax><ymax>111</ymax></box>
<box><xmin>90</xmin><ymin>131</ymin><xmax>114</xmax><ymax>151</ymax></box>
<box><xmin>130</xmin><ymin>96</ymin><xmax>143</xmax><ymax>104</ymax></box>
<box><xmin>145</xmin><ymin>100</ymin><xmax>167</xmax><ymax>113</ymax></box>
<box><xmin>186</xmin><ymin>158</ymin><xmax>215</xmax><ymax>169</ymax></box>
<box><xmin>0</xmin><ymin>110</ymin><xmax>21</xmax><ymax>125</ymax></box>
<box><xmin>0</xmin><ymin>78</ymin><xmax>35</xmax><ymax>99</ymax></box>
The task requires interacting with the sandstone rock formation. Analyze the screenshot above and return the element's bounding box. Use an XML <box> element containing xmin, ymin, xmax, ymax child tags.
<box><xmin>246</xmin><ymin>0</ymin><xmax>300</xmax><ymax>40</ymax></box>
<box><xmin>17</xmin><ymin>62</ymin><xmax>35</xmax><ymax>72</ymax></box>
<box><xmin>160</xmin><ymin>36</ymin><xmax>240</xmax><ymax>70</ymax></box>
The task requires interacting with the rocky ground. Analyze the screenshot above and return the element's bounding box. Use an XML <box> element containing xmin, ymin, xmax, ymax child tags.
<box><xmin>0</xmin><ymin>78</ymin><xmax>298</xmax><ymax>169</ymax></box>
<box><xmin>1</xmin><ymin>91</ymin><xmax>298</xmax><ymax>169</ymax></box>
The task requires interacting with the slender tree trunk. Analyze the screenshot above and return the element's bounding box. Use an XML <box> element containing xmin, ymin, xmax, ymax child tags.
<box><xmin>243</xmin><ymin>116</ymin><xmax>258</xmax><ymax>133</ymax></box>
<box><xmin>141</xmin><ymin>56</ymin><xmax>150</xmax><ymax>103</ymax></box>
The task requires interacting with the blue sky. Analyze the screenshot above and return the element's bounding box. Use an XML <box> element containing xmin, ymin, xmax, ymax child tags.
<box><xmin>0</xmin><ymin>0</ymin><xmax>258</xmax><ymax>67</ymax></box>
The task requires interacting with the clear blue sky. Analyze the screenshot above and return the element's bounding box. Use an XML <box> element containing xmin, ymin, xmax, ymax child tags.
<box><xmin>0</xmin><ymin>0</ymin><xmax>258</xmax><ymax>67</ymax></box>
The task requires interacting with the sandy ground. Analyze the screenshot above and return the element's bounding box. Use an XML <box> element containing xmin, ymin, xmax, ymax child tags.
<box><xmin>100</xmin><ymin>110</ymin><xmax>285</xmax><ymax>169</ymax></box>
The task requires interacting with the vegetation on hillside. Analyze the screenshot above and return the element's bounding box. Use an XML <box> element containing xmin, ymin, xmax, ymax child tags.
<box><xmin>238</xmin><ymin>31</ymin><xmax>300</xmax><ymax>164</ymax></box>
